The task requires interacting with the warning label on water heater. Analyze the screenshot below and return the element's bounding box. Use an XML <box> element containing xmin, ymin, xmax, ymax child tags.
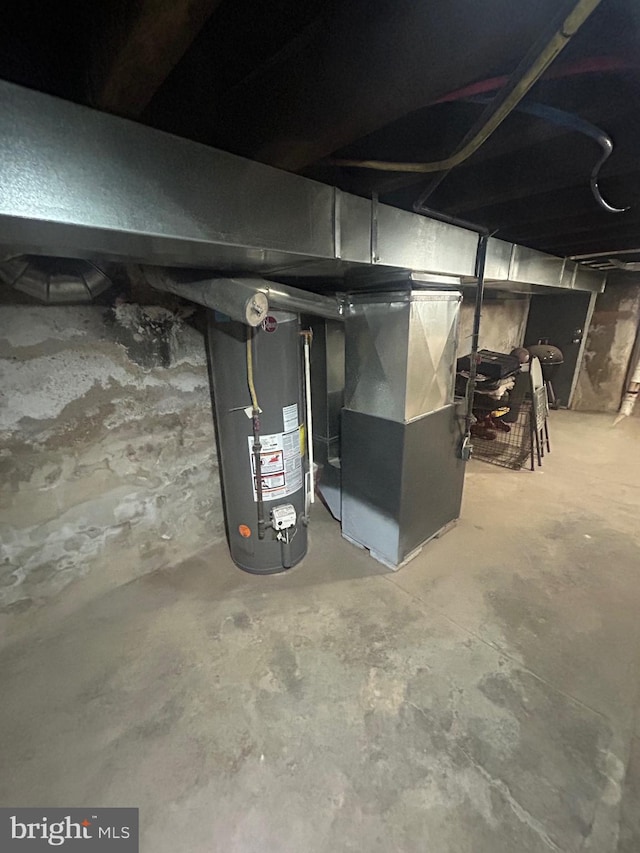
<box><xmin>248</xmin><ymin>428</ymin><xmax>303</xmax><ymax>501</ymax></box>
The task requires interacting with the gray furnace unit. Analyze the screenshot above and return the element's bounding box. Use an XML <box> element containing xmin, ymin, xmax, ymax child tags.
<box><xmin>341</xmin><ymin>290</ymin><xmax>465</xmax><ymax>568</ymax></box>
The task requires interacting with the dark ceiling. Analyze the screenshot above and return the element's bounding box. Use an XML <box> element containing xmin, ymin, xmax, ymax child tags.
<box><xmin>2</xmin><ymin>0</ymin><xmax>640</xmax><ymax>271</ymax></box>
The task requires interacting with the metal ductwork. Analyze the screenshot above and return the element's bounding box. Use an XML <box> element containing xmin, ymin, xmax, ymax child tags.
<box><xmin>0</xmin><ymin>256</ymin><xmax>112</xmax><ymax>303</ymax></box>
<box><xmin>340</xmin><ymin>290</ymin><xmax>466</xmax><ymax>568</ymax></box>
<box><xmin>144</xmin><ymin>268</ymin><xmax>270</xmax><ymax>326</ymax></box>
<box><xmin>607</xmin><ymin>259</ymin><xmax>640</xmax><ymax>272</ymax></box>
<box><xmin>0</xmin><ymin>80</ymin><xmax>608</xmax><ymax>578</ymax></box>
<box><xmin>0</xmin><ymin>79</ymin><xmax>476</xmax><ymax>281</ymax></box>
<box><xmin>144</xmin><ymin>268</ymin><xmax>348</xmax><ymax>324</ymax></box>
<box><xmin>0</xmin><ymin>81</ymin><xmax>605</xmax><ymax>297</ymax></box>
<box><xmin>481</xmin><ymin>239</ymin><xmax>605</xmax><ymax>294</ymax></box>
<box><xmin>263</xmin><ymin>280</ymin><xmax>348</xmax><ymax>320</ymax></box>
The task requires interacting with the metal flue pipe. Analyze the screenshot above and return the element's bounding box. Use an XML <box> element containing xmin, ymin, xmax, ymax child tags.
<box><xmin>144</xmin><ymin>268</ymin><xmax>270</xmax><ymax>326</ymax></box>
<box><xmin>264</xmin><ymin>281</ymin><xmax>347</xmax><ymax>321</ymax></box>
<box><xmin>145</xmin><ymin>267</ymin><xmax>347</xmax><ymax>324</ymax></box>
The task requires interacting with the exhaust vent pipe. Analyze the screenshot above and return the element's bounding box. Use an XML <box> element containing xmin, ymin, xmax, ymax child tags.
<box><xmin>143</xmin><ymin>267</ymin><xmax>270</xmax><ymax>326</ymax></box>
<box><xmin>143</xmin><ymin>267</ymin><xmax>348</xmax><ymax>325</ymax></box>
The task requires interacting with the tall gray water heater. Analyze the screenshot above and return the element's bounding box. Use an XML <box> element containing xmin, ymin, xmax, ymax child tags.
<box><xmin>207</xmin><ymin>310</ymin><xmax>308</xmax><ymax>573</ymax></box>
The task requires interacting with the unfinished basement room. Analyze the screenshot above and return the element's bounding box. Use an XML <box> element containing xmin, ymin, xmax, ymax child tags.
<box><xmin>1</xmin><ymin>1</ymin><xmax>640</xmax><ymax>851</ymax></box>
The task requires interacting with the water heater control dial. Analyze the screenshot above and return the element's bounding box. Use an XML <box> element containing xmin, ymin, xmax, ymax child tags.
<box><xmin>271</xmin><ymin>504</ymin><xmax>297</xmax><ymax>531</ymax></box>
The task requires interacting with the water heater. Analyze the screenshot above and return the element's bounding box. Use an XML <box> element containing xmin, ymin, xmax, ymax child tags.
<box><xmin>207</xmin><ymin>310</ymin><xmax>308</xmax><ymax>573</ymax></box>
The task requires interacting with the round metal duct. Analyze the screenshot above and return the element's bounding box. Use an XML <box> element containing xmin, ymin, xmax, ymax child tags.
<box><xmin>0</xmin><ymin>256</ymin><xmax>113</xmax><ymax>303</ymax></box>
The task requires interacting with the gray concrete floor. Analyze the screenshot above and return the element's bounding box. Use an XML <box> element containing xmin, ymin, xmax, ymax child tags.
<box><xmin>1</xmin><ymin>411</ymin><xmax>640</xmax><ymax>852</ymax></box>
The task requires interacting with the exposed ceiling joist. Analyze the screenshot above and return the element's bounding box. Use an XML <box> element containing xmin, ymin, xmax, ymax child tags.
<box><xmin>502</xmin><ymin>204</ymin><xmax>640</xmax><ymax>244</ymax></box>
<box><xmin>538</xmin><ymin>225</ymin><xmax>640</xmax><ymax>256</ymax></box>
<box><xmin>343</xmin><ymin>83</ymin><xmax>636</xmax><ymax>201</ymax></box>
<box><xmin>435</xmin><ymin>166</ymin><xmax>639</xmax><ymax>230</ymax></box>
<box><xmin>432</xmin><ymin>141</ymin><xmax>636</xmax><ymax>217</ymax></box>
<box><xmin>1</xmin><ymin>0</ymin><xmax>639</xmax><ymax>259</ymax></box>
<box><xmin>192</xmin><ymin>0</ymin><xmax>574</xmax><ymax>170</ymax></box>
<box><xmin>92</xmin><ymin>0</ymin><xmax>223</xmax><ymax>117</ymax></box>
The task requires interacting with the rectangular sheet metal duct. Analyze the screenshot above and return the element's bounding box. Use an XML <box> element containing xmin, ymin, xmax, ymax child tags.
<box><xmin>482</xmin><ymin>240</ymin><xmax>605</xmax><ymax>294</ymax></box>
<box><xmin>0</xmin><ymin>81</ymin><xmax>605</xmax><ymax>294</ymax></box>
<box><xmin>344</xmin><ymin>291</ymin><xmax>461</xmax><ymax>422</ymax></box>
<box><xmin>341</xmin><ymin>290</ymin><xmax>466</xmax><ymax>568</ymax></box>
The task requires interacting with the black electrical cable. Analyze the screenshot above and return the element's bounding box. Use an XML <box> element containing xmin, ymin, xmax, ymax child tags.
<box><xmin>465</xmin><ymin>96</ymin><xmax>629</xmax><ymax>214</ymax></box>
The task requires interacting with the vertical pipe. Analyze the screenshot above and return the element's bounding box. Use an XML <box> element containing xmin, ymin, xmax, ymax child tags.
<box><xmin>302</xmin><ymin>331</ymin><xmax>315</xmax><ymax>505</ymax></box>
<box><xmin>614</xmin><ymin>342</ymin><xmax>640</xmax><ymax>424</ymax></box>
<box><xmin>280</xmin><ymin>535</ymin><xmax>293</xmax><ymax>569</ymax></box>
<box><xmin>247</xmin><ymin>328</ymin><xmax>266</xmax><ymax>539</ymax></box>
<box><xmin>465</xmin><ymin>235</ymin><xmax>489</xmax><ymax>438</ymax></box>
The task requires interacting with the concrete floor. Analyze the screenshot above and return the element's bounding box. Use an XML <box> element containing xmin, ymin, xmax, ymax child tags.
<box><xmin>1</xmin><ymin>411</ymin><xmax>639</xmax><ymax>852</ymax></box>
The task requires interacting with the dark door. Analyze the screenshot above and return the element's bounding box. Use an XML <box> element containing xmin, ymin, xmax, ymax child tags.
<box><xmin>524</xmin><ymin>292</ymin><xmax>593</xmax><ymax>407</ymax></box>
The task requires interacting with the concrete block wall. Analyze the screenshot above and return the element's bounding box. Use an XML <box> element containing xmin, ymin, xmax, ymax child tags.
<box><xmin>0</xmin><ymin>304</ymin><xmax>223</xmax><ymax>617</ymax></box>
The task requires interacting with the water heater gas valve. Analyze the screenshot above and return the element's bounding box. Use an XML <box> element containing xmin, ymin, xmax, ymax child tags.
<box><xmin>271</xmin><ymin>504</ymin><xmax>297</xmax><ymax>531</ymax></box>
